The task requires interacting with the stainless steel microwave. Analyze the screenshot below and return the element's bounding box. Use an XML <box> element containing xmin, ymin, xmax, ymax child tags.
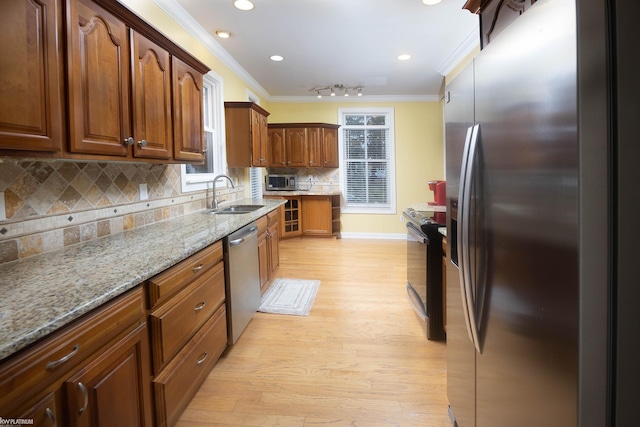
<box><xmin>266</xmin><ymin>174</ymin><xmax>297</xmax><ymax>191</ymax></box>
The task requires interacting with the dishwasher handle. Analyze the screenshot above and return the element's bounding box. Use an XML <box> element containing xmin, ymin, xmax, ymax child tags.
<box><xmin>229</xmin><ymin>226</ymin><xmax>258</xmax><ymax>246</ymax></box>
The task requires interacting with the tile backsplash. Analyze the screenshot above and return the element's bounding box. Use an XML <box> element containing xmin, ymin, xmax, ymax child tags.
<box><xmin>0</xmin><ymin>160</ymin><xmax>244</xmax><ymax>264</ymax></box>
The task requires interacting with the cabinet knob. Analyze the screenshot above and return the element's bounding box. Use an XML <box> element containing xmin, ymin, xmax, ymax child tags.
<box><xmin>123</xmin><ymin>137</ymin><xmax>134</xmax><ymax>146</ymax></box>
<box><xmin>137</xmin><ymin>139</ymin><xmax>147</xmax><ymax>147</ymax></box>
<box><xmin>202</xmin><ymin>147</ymin><xmax>208</xmax><ymax>154</ymax></box>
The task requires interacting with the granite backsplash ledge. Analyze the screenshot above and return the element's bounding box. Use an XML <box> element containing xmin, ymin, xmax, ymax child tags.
<box><xmin>0</xmin><ymin>160</ymin><xmax>245</xmax><ymax>264</ymax></box>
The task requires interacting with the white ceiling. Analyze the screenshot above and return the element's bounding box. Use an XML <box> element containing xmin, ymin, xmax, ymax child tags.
<box><xmin>157</xmin><ymin>0</ymin><xmax>479</xmax><ymax>101</ymax></box>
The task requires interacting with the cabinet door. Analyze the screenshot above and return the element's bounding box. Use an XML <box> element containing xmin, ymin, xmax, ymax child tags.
<box><xmin>281</xmin><ymin>197</ymin><xmax>301</xmax><ymax>238</ymax></box>
<box><xmin>307</xmin><ymin>128</ymin><xmax>322</xmax><ymax>167</ymax></box>
<box><xmin>0</xmin><ymin>0</ymin><xmax>64</xmax><ymax>153</ymax></box>
<box><xmin>301</xmin><ymin>196</ymin><xmax>332</xmax><ymax>235</ymax></box>
<box><xmin>172</xmin><ymin>57</ymin><xmax>204</xmax><ymax>162</ymax></box>
<box><xmin>131</xmin><ymin>31</ymin><xmax>172</xmax><ymax>159</ymax></box>
<box><xmin>251</xmin><ymin>109</ymin><xmax>268</xmax><ymax>166</ymax></box>
<box><xmin>19</xmin><ymin>390</ymin><xmax>61</xmax><ymax>427</ymax></box>
<box><xmin>284</xmin><ymin>128</ymin><xmax>308</xmax><ymax>167</ymax></box>
<box><xmin>64</xmin><ymin>323</ymin><xmax>152</xmax><ymax>427</ymax></box>
<box><xmin>67</xmin><ymin>0</ymin><xmax>130</xmax><ymax>156</ymax></box>
<box><xmin>268</xmin><ymin>128</ymin><xmax>286</xmax><ymax>167</ymax></box>
<box><xmin>322</xmin><ymin>127</ymin><xmax>339</xmax><ymax>168</ymax></box>
<box><xmin>257</xmin><ymin>231</ymin><xmax>269</xmax><ymax>295</ymax></box>
<box><xmin>268</xmin><ymin>221</ymin><xmax>280</xmax><ymax>278</ymax></box>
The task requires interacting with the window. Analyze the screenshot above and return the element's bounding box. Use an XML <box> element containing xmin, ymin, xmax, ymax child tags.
<box><xmin>181</xmin><ymin>71</ymin><xmax>226</xmax><ymax>192</ymax></box>
<box><xmin>338</xmin><ymin>108</ymin><xmax>396</xmax><ymax>214</ymax></box>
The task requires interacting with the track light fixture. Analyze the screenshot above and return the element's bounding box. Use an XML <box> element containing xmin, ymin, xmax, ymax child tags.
<box><xmin>310</xmin><ymin>84</ymin><xmax>364</xmax><ymax>99</ymax></box>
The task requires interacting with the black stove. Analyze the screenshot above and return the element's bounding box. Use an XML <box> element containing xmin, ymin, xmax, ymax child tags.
<box><xmin>403</xmin><ymin>207</ymin><xmax>446</xmax><ymax>340</ymax></box>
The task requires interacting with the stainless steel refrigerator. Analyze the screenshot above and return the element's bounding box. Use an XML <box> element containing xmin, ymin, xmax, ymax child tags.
<box><xmin>445</xmin><ymin>0</ymin><xmax>640</xmax><ymax>426</ymax></box>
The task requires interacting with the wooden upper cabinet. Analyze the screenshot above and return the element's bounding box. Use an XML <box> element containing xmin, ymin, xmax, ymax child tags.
<box><xmin>225</xmin><ymin>102</ymin><xmax>270</xmax><ymax>167</ymax></box>
<box><xmin>267</xmin><ymin>127</ymin><xmax>286</xmax><ymax>167</ymax></box>
<box><xmin>2</xmin><ymin>0</ymin><xmax>209</xmax><ymax>162</ymax></box>
<box><xmin>131</xmin><ymin>31</ymin><xmax>172</xmax><ymax>159</ymax></box>
<box><xmin>0</xmin><ymin>0</ymin><xmax>65</xmax><ymax>153</ymax></box>
<box><xmin>172</xmin><ymin>57</ymin><xmax>205</xmax><ymax>162</ymax></box>
<box><xmin>284</xmin><ymin>128</ymin><xmax>308</xmax><ymax>167</ymax></box>
<box><xmin>268</xmin><ymin>123</ymin><xmax>340</xmax><ymax>168</ymax></box>
<box><xmin>321</xmin><ymin>127</ymin><xmax>339</xmax><ymax>167</ymax></box>
<box><xmin>67</xmin><ymin>0</ymin><xmax>130</xmax><ymax>157</ymax></box>
<box><xmin>307</xmin><ymin>128</ymin><xmax>322</xmax><ymax>167</ymax></box>
<box><xmin>251</xmin><ymin>109</ymin><xmax>268</xmax><ymax>167</ymax></box>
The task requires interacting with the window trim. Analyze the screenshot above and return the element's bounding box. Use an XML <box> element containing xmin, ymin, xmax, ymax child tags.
<box><xmin>181</xmin><ymin>70</ymin><xmax>226</xmax><ymax>192</ymax></box>
<box><xmin>338</xmin><ymin>107</ymin><xmax>396</xmax><ymax>215</ymax></box>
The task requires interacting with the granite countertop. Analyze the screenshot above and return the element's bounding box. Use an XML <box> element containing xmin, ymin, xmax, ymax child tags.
<box><xmin>0</xmin><ymin>198</ymin><xmax>285</xmax><ymax>362</ymax></box>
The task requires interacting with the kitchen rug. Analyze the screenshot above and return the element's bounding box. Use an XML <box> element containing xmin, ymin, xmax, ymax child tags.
<box><xmin>258</xmin><ymin>278</ymin><xmax>320</xmax><ymax>316</ymax></box>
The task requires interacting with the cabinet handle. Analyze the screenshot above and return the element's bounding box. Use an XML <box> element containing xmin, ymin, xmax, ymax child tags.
<box><xmin>77</xmin><ymin>382</ymin><xmax>88</xmax><ymax>415</ymax></box>
<box><xmin>45</xmin><ymin>408</ymin><xmax>56</xmax><ymax>426</ymax></box>
<box><xmin>137</xmin><ymin>139</ymin><xmax>147</xmax><ymax>147</ymax></box>
<box><xmin>196</xmin><ymin>352</ymin><xmax>208</xmax><ymax>365</ymax></box>
<box><xmin>46</xmin><ymin>344</ymin><xmax>80</xmax><ymax>370</ymax></box>
<box><xmin>194</xmin><ymin>301</ymin><xmax>206</xmax><ymax>312</ymax></box>
<box><xmin>123</xmin><ymin>137</ymin><xmax>134</xmax><ymax>146</ymax></box>
<box><xmin>202</xmin><ymin>147</ymin><xmax>208</xmax><ymax>154</ymax></box>
<box><xmin>192</xmin><ymin>264</ymin><xmax>203</xmax><ymax>273</ymax></box>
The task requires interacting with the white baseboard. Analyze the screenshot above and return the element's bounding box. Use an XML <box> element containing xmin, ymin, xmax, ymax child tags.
<box><xmin>340</xmin><ymin>232</ymin><xmax>406</xmax><ymax>240</ymax></box>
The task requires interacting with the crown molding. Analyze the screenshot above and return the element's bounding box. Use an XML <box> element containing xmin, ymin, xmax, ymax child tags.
<box><xmin>151</xmin><ymin>0</ymin><xmax>270</xmax><ymax>100</ymax></box>
<box><xmin>437</xmin><ymin>26</ymin><xmax>480</xmax><ymax>77</ymax></box>
<box><xmin>269</xmin><ymin>94</ymin><xmax>441</xmax><ymax>103</ymax></box>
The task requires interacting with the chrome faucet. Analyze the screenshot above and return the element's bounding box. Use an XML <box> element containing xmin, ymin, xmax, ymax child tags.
<box><xmin>208</xmin><ymin>174</ymin><xmax>235</xmax><ymax>210</ymax></box>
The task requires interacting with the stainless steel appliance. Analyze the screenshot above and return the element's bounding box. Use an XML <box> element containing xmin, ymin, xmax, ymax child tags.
<box><xmin>403</xmin><ymin>208</ymin><xmax>445</xmax><ymax>341</ymax></box>
<box><xmin>266</xmin><ymin>174</ymin><xmax>296</xmax><ymax>191</ymax></box>
<box><xmin>224</xmin><ymin>222</ymin><xmax>261</xmax><ymax>345</ymax></box>
<box><xmin>445</xmin><ymin>0</ymin><xmax>640</xmax><ymax>426</ymax></box>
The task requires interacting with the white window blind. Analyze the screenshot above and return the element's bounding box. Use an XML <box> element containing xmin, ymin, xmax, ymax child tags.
<box><xmin>250</xmin><ymin>167</ymin><xmax>262</xmax><ymax>199</ymax></box>
<box><xmin>339</xmin><ymin>108</ymin><xmax>396</xmax><ymax>214</ymax></box>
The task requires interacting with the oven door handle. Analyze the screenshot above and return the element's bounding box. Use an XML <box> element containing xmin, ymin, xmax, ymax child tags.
<box><xmin>406</xmin><ymin>222</ymin><xmax>428</xmax><ymax>243</ymax></box>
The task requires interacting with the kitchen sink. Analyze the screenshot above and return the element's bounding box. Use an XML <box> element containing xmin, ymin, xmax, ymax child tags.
<box><xmin>204</xmin><ymin>205</ymin><xmax>264</xmax><ymax>215</ymax></box>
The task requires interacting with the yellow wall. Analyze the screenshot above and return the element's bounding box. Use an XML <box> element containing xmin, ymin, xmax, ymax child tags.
<box><xmin>268</xmin><ymin>102</ymin><xmax>444</xmax><ymax>235</ymax></box>
<box><xmin>119</xmin><ymin>1</ymin><xmax>445</xmax><ymax>236</ymax></box>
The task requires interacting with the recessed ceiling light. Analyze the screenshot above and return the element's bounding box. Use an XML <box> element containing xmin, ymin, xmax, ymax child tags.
<box><xmin>233</xmin><ymin>0</ymin><xmax>254</xmax><ymax>11</ymax></box>
<box><xmin>215</xmin><ymin>30</ymin><xmax>232</xmax><ymax>39</ymax></box>
<box><xmin>270</xmin><ymin>55</ymin><xmax>284</xmax><ymax>62</ymax></box>
<box><xmin>422</xmin><ymin>0</ymin><xmax>442</xmax><ymax>5</ymax></box>
<box><xmin>397</xmin><ymin>54</ymin><xmax>412</xmax><ymax>61</ymax></box>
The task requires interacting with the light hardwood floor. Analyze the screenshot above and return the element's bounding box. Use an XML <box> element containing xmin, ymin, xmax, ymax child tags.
<box><xmin>176</xmin><ymin>238</ymin><xmax>449</xmax><ymax>427</ymax></box>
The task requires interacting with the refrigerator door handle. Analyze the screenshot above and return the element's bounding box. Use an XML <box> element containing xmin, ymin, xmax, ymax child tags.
<box><xmin>462</xmin><ymin>124</ymin><xmax>482</xmax><ymax>354</ymax></box>
<box><xmin>457</xmin><ymin>125</ymin><xmax>475</xmax><ymax>344</ymax></box>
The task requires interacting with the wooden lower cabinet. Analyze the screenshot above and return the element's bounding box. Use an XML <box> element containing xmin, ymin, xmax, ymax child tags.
<box><xmin>147</xmin><ymin>240</ymin><xmax>227</xmax><ymax>427</ymax></box>
<box><xmin>301</xmin><ymin>196</ymin><xmax>333</xmax><ymax>236</ymax></box>
<box><xmin>257</xmin><ymin>210</ymin><xmax>281</xmax><ymax>295</ymax></box>
<box><xmin>0</xmin><ymin>287</ymin><xmax>151</xmax><ymax>426</ymax></box>
<box><xmin>153</xmin><ymin>305</ymin><xmax>227</xmax><ymax>427</ymax></box>
<box><xmin>64</xmin><ymin>322</ymin><xmax>152</xmax><ymax>427</ymax></box>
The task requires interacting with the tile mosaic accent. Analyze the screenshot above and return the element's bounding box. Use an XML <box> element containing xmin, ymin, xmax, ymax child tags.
<box><xmin>0</xmin><ymin>160</ymin><xmax>246</xmax><ymax>263</ymax></box>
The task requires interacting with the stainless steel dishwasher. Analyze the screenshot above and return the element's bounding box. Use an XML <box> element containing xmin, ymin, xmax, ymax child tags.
<box><xmin>224</xmin><ymin>221</ymin><xmax>261</xmax><ymax>345</ymax></box>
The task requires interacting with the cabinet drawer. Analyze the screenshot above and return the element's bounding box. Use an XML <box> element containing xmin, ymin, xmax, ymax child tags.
<box><xmin>148</xmin><ymin>241</ymin><xmax>223</xmax><ymax>309</ymax></box>
<box><xmin>149</xmin><ymin>261</ymin><xmax>225</xmax><ymax>372</ymax></box>
<box><xmin>0</xmin><ymin>287</ymin><xmax>144</xmax><ymax>411</ymax></box>
<box><xmin>256</xmin><ymin>214</ymin><xmax>268</xmax><ymax>234</ymax></box>
<box><xmin>153</xmin><ymin>305</ymin><xmax>227</xmax><ymax>427</ymax></box>
<box><xmin>267</xmin><ymin>208</ymin><xmax>280</xmax><ymax>225</ymax></box>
